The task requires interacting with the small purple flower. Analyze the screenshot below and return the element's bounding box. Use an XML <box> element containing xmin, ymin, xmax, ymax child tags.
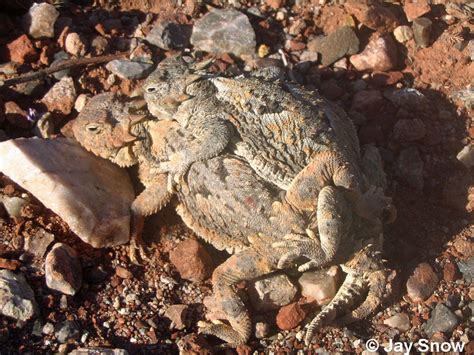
<box><xmin>26</xmin><ymin>108</ymin><xmax>41</xmax><ymax>123</ymax></box>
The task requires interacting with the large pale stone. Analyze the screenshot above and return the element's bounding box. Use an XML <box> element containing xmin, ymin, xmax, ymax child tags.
<box><xmin>0</xmin><ymin>270</ymin><xmax>38</xmax><ymax>322</ymax></box>
<box><xmin>0</xmin><ymin>138</ymin><xmax>134</xmax><ymax>248</ymax></box>
<box><xmin>24</xmin><ymin>3</ymin><xmax>59</xmax><ymax>39</ymax></box>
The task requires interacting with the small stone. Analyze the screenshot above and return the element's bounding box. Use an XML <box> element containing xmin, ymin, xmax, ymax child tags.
<box><xmin>7</xmin><ymin>35</ymin><xmax>37</xmax><ymax>64</ymax></box>
<box><xmin>64</xmin><ymin>32</ymin><xmax>87</xmax><ymax>56</ymax></box>
<box><xmin>145</xmin><ymin>21</ymin><xmax>191</xmax><ymax>50</ymax></box>
<box><xmin>24</xmin><ymin>228</ymin><xmax>55</xmax><ymax>258</ymax></box>
<box><xmin>351</xmin><ymin>90</ymin><xmax>384</xmax><ymax>112</ymax></box>
<box><xmin>164</xmin><ymin>304</ymin><xmax>188</xmax><ymax>330</ymax></box>
<box><xmin>412</xmin><ymin>17</ymin><xmax>432</xmax><ymax>48</ymax></box>
<box><xmin>453</xmin><ymin>239</ymin><xmax>474</xmax><ymax>257</ymax></box>
<box><xmin>371</xmin><ymin>71</ymin><xmax>404</xmax><ymax>87</ymax></box>
<box><xmin>202</xmin><ymin>294</ymin><xmax>226</xmax><ymax>321</ymax></box>
<box><xmin>254</xmin><ymin>322</ymin><xmax>271</xmax><ymax>339</ymax></box>
<box><xmin>456</xmin><ymin>145</ymin><xmax>474</xmax><ymax>168</ymax></box>
<box><xmin>4</xmin><ymin>101</ymin><xmax>30</xmax><ymax>129</ymax></box>
<box><xmin>191</xmin><ymin>8</ymin><xmax>256</xmax><ymax>57</ymax></box>
<box><xmin>344</xmin><ymin>0</ymin><xmax>399</xmax><ymax>33</ymax></box>
<box><xmin>258</xmin><ymin>44</ymin><xmax>270</xmax><ymax>58</ymax></box>
<box><xmin>406</xmin><ymin>263</ymin><xmax>439</xmax><ymax>302</ymax></box>
<box><xmin>248</xmin><ymin>273</ymin><xmax>297</xmax><ymax>311</ymax></box>
<box><xmin>383</xmin><ymin>313</ymin><xmax>410</xmax><ymax>332</ymax></box>
<box><xmin>384</xmin><ymin>88</ymin><xmax>427</xmax><ymax>111</ymax></box>
<box><xmin>0</xmin><ymin>270</ymin><xmax>38</xmax><ymax>322</ymax></box>
<box><xmin>90</xmin><ymin>36</ymin><xmax>109</xmax><ymax>56</ymax></box>
<box><xmin>396</xmin><ymin>147</ymin><xmax>424</xmax><ymax>190</ymax></box>
<box><xmin>41</xmin><ymin>76</ymin><xmax>77</xmax><ymax>116</ymax></box>
<box><xmin>443</xmin><ymin>172</ymin><xmax>473</xmax><ymax>213</ymax></box>
<box><xmin>24</xmin><ymin>3</ymin><xmax>59</xmax><ymax>39</ymax></box>
<box><xmin>169</xmin><ymin>239</ymin><xmax>213</xmax><ymax>282</ymax></box>
<box><xmin>288</xmin><ymin>18</ymin><xmax>306</xmax><ymax>36</ymax></box>
<box><xmin>457</xmin><ymin>257</ymin><xmax>474</xmax><ymax>284</ymax></box>
<box><xmin>42</xmin><ymin>322</ymin><xmax>54</xmax><ymax>335</ymax></box>
<box><xmin>55</xmin><ymin>320</ymin><xmax>80</xmax><ymax>343</ymax></box>
<box><xmin>393</xmin><ymin>119</ymin><xmax>426</xmax><ymax>142</ymax></box>
<box><xmin>321</xmin><ymin>79</ymin><xmax>344</xmax><ymax>100</ymax></box>
<box><xmin>393</xmin><ymin>25</ymin><xmax>413</xmax><ymax>43</ymax></box>
<box><xmin>404</xmin><ymin>2</ymin><xmax>430</xmax><ymax>22</ymax></box>
<box><xmin>299</xmin><ymin>50</ymin><xmax>319</xmax><ymax>63</ymax></box>
<box><xmin>467</xmin><ymin>40</ymin><xmax>474</xmax><ymax>61</ymax></box>
<box><xmin>298</xmin><ymin>266</ymin><xmax>340</xmax><ymax>305</ymax></box>
<box><xmin>350</xmin><ymin>34</ymin><xmax>397</xmax><ymax>72</ymax></box>
<box><xmin>1</xmin><ymin>196</ymin><xmax>28</xmax><ymax>219</ymax></box>
<box><xmin>51</xmin><ymin>51</ymin><xmax>71</xmax><ymax>80</ymax></box>
<box><xmin>0</xmin><ymin>137</ymin><xmax>135</xmax><ymax>249</ymax></box>
<box><xmin>115</xmin><ymin>266</ymin><xmax>133</xmax><ymax>279</ymax></box>
<box><xmin>443</xmin><ymin>262</ymin><xmax>460</xmax><ymax>282</ymax></box>
<box><xmin>45</xmin><ymin>243</ymin><xmax>82</xmax><ymax>295</ymax></box>
<box><xmin>423</xmin><ymin>303</ymin><xmax>458</xmax><ymax>337</ymax></box>
<box><xmin>105</xmin><ymin>59</ymin><xmax>154</xmax><ymax>80</ymax></box>
<box><xmin>307</xmin><ymin>26</ymin><xmax>359</xmax><ymax>67</ymax></box>
<box><xmin>276</xmin><ymin>302</ymin><xmax>307</xmax><ymax>330</ymax></box>
<box><xmin>74</xmin><ymin>94</ymin><xmax>89</xmax><ymax>113</ymax></box>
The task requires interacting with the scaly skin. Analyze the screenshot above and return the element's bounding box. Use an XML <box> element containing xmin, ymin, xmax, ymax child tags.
<box><xmin>143</xmin><ymin>57</ymin><xmax>394</xmax><ymax>267</ymax></box>
<box><xmin>72</xmin><ymin>92</ymin><xmax>390</xmax><ymax>346</ymax></box>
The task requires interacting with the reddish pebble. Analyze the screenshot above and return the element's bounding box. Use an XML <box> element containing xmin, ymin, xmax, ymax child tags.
<box><xmin>406</xmin><ymin>263</ymin><xmax>439</xmax><ymax>302</ymax></box>
<box><xmin>266</xmin><ymin>0</ymin><xmax>285</xmax><ymax>10</ymax></box>
<box><xmin>443</xmin><ymin>262</ymin><xmax>460</xmax><ymax>282</ymax></box>
<box><xmin>404</xmin><ymin>2</ymin><xmax>431</xmax><ymax>22</ymax></box>
<box><xmin>7</xmin><ymin>34</ymin><xmax>37</xmax><ymax>64</ymax></box>
<box><xmin>276</xmin><ymin>302</ymin><xmax>307</xmax><ymax>330</ymax></box>
<box><xmin>0</xmin><ymin>257</ymin><xmax>21</xmax><ymax>270</ymax></box>
<box><xmin>115</xmin><ymin>266</ymin><xmax>133</xmax><ymax>279</ymax></box>
<box><xmin>169</xmin><ymin>239</ymin><xmax>213</xmax><ymax>282</ymax></box>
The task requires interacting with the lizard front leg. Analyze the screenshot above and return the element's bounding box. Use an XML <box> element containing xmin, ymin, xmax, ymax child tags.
<box><xmin>273</xmin><ymin>185</ymin><xmax>352</xmax><ymax>272</ymax></box>
<box><xmin>128</xmin><ymin>173</ymin><xmax>172</xmax><ymax>264</ymax></box>
<box><xmin>159</xmin><ymin>118</ymin><xmax>231</xmax><ymax>185</ymax></box>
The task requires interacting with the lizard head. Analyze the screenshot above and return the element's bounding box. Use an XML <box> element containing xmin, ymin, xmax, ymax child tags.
<box><xmin>72</xmin><ymin>92</ymin><xmax>147</xmax><ymax>167</ymax></box>
<box><xmin>143</xmin><ymin>55</ymin><xmax>211</xmax><ymax>120</ymax></box>
<box><xmin>341</xmin><ymin>244</ymin><xmax>387</xmax><ymax>274</ymax></box>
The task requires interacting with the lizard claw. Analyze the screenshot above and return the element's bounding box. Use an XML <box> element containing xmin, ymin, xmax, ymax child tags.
<box><xmin>272</xmin><ymin>232</ymin><xmax>324</xmax><ymax>270</ymax></box>
<box><xmin>128</xmin><ymin>233</ymin><xmax>151</xmax><ymax>265</ymax></box>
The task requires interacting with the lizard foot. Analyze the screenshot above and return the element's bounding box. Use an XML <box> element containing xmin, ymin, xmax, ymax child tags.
<box><xmin>128</xmin><ymin>233</ymin><xmax>151</xmax><ymax>265</ymax></box>
<box><xmin>272</xmin><ymin>230</ymin><xmax>324</xmax><ymax>272</ymax></box>
<box><xmin>355</xmin><ymin>185</ymin><xmax>392</xmax><ymax>221</ymax></box>
<box><xmin>197</xmin><ymin>321</ymin><xmax>246</xmax><ymax>347</ymax></box>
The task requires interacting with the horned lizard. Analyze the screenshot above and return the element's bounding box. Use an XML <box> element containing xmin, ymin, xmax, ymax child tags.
<box><xmin>72</xmin><ymin>92</ymin><xmax>391</xmax><ymax>346</ymax></box>
<box><xmin>142</xmin><ymin>57</ymin><xmax>394</xmax><ymax>266</ymax></box>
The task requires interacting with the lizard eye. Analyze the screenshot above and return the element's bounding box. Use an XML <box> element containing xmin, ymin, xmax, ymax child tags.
<box><xmin>86</xmin><ymin>124</ymin><xmax>101</xmax><ymax>133</ymax></box>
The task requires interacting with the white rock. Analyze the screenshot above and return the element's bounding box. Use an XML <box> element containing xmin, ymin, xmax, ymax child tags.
<box><xmin>74</xmin><ymin>94</ymin><xmax>89</xmax><ymax>113</ymax></box>
<box><xmin>383</xmin><ymin>312</ymin><xmax>410</xmax><ymax>332</ymax></box>
<box><xmin>0</xmin><ymin>138</ymin><xmax>134</xmax><ymax>248</ymax></box>
<box><xmin>0</xmin><ymin>270</ymin><xmax>38</xmax><ymax>323</ymax></box>
<box><xmin>65</xmin><ymin>33</ymin><xmax>87</xmax><ymax>57</ymax></box>
<box><xmin>393</xmin><ymin>25</ymin><xmax>413</xmax><ymax>43</ymax></box>
<box><xmin>298</xmin><ymin>266</ymin><xmax>340</xmax><ymax>305</ymax></box>
<box><xmin>456</xmin><ymin>144</ymin><xmax>474</xmax><ymax>168</ymax></box>
<box><xmin>24</xmin><ymin>3</ymin><xmax>59</xmax><ymax>39</ymax></box>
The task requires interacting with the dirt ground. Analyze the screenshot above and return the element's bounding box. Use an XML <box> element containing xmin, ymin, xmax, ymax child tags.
<box><xmin>0</xmin><ymin>0</ymin><xmax>472</xmax><ymax>354</ymax></box>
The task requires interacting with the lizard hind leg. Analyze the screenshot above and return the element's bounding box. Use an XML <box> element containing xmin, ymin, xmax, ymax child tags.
<box><xmin>199</xmin><ymin>248</ymin><xmax>276</xmax><ymax>347</ymax></box>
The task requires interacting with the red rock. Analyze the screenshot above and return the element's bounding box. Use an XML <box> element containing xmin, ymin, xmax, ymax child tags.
<box><xmin>7</xmin><ymin>34</ymin><xmax>37</xmax><ymax>64</ymax></box>
<box><xmin>404</xmin><ymin>1</ymin><xmax>430</xmax><ymax>22</ymax></box>
<box><xmin>169</xmin><ymin>239</ymin><xmax>213</xmax><ymax>282</ymax></box>
<box><xmin>0</xmin><ymin>257</ymin><xmax>21</xmax><ymax>270</ymax></box>
<box><xmin>4</xmin><ymin>101</ymin><xmax>30</xmax><ymax>129</ymax></box>
<box><xmin>115</xmin><ymin>266</ymin><xmax>133</xmax><ymax>279</ymax></box>
<box><xmin>266</xmin><ymin>0</ymin><xmax>285</xmax><ymax>9</ymax></box>
<box><xmin>351</xmin><ymin>89</ymin><xmax>384</xmax><ymax>112</ymax></box>
<box><xmin>276</xmin><ymin>302</ymin><xmax>307</xmax><ymax>330</ymax></box>
<box><xmin>443</xmin><ymin>262</ymin><xmax>460</xmax><ymax>282</ymax></box>
<box><xmin>344</xmin><ymin>0</ymin><xmax>399</xmax><ymax>33</ymax></box>
<box><xmin>406</xmin><ymin>263</ymin><xmax>439</xmax><ymax>302</ymax></box>
<box><xmin>45</xmin><ymin>243</ymin><xmax>82</xmax><ymax>296</ymax></box>
<box><xmin>371</xmin><ymin>71</ymin><xmax>404</xmax><ymax>86</ymax></box>
<box><xmin>466</xmin><ymin>341</ymin><xmax>474</xmax><ymax>355</ymax></box>
<box><xmin>393</xmin><ymin>118</ymin><xmax>426</xmax><ymax>142</ymax></box>
<box><xmin>350</xmin><ymin>34</ymin><xmax>397</xmax><ymax>72</ymax></box>
<box><xmin>164</xmin><ymin>304</ymin><xmax>188</xmax><ymax>330</ymax></box>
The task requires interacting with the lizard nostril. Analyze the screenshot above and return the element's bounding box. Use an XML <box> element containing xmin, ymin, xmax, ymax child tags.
<box><xmin>146</xmin><ymin>86</ymin><xmax>157</xmax><ymax>93</ymax></box>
